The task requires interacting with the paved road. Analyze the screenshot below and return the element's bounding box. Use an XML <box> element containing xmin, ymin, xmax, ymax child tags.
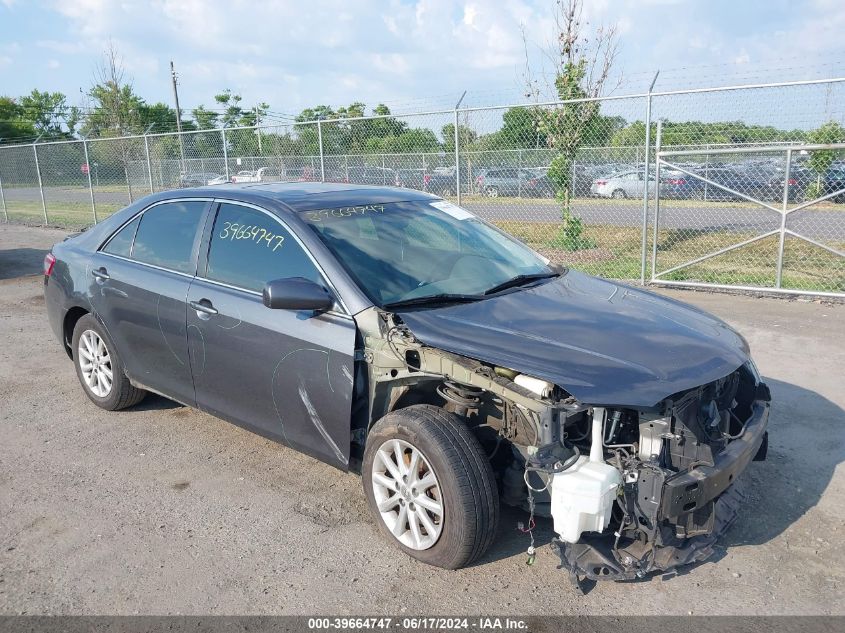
<box><xmin>1</xmin><ymin>223</ymin><xmax>843</xmax><ymax>616</ymax></box>
<box><xmin>3</xmin><ymin>186</ymin><xmax>844</xmax><ymax>242</ymax></box>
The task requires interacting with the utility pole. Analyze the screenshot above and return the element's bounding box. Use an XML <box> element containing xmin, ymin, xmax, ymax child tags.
<box><xmin>170</xmin><ymin>60</ymin><xmax>187</xmax><ymax>172</ymax></box>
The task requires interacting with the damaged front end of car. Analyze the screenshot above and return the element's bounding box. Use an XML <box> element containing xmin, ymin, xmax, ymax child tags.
<box><xmin>357</xmin><ymin>309</ymin><xmax>770</xmax><ymax>583</ymax></box>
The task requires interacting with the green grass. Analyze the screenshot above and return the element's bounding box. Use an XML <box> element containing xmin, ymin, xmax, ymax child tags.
<box><xmin>3</xmin><ymin>200</ymin><xmax>122</xmax><ymax>229</ymax></box>
<box><xmin>494</xmin><ymin>220</ymin><xmax>845</xmax><ymax>293</ymax></box>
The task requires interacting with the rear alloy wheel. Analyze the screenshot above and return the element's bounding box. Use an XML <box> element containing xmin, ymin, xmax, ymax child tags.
<box><xmin>363</xmin><ymin>405</ymin><xmax>499</xmax><ymax>569</ymax></box>
<box><xmin>78</xmin><ymin>330</ymin><xmax>112</xmax><ymax>398</ymax></box>
<box><xmin>611</xmin><ymin>188</ymin><xmax>626</xmax><ymax>199</ymax></box>
<box><xmin>72</xmin><ymin>314</ymin><xmax>146</xmax><ymax>410</ymax></box>
<box><xmin>486</xmin><ymin>186</ymin><xmax>499</xmax><ymax>198</ymax></box>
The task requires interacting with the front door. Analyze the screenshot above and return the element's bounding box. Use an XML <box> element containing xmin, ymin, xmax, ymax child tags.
<box><xmin>186</xmin><ymin>201</ymin><xmax>356</xmax><ymax>469</ymax></box>
<box><xmin>89</xmin><ymin>199</ymin><xmax>209</xmax><ymax>406</ymax></box>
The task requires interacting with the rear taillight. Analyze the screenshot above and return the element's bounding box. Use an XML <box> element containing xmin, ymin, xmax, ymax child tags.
<box><xmin>477</xmin><ymin>175</ymin><xmax>484</xmax><ymax>184</ymax></box>
<box><xmin>43</xmin><ymin>253</ymin><xmax>56</xmax><ymax>277</ymax></box>
<box><xmin>529</xmin><ymin>178</ymin><xmax>538</xmax><ymax>186</ymax></box>
<box><xmin>787</xmin><ymin>178</ymin><xmax>797</xmax><ymax>185</ymax></box>
<box><xmin>595</xmin><ymin>180</ymin><xmax>607</xmax><ymax>186</ymax></box>
<box><xmin>667</xmin><ymin>178</ymin><xmax>686</xmax><ymax>185</ymax></box>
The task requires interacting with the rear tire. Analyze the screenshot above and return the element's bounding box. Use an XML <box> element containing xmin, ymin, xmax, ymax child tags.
<box><xmin>611</xmin><ymin>188</ymin><xmax>626</xmax><ymax>199</ymax></box>
<box><xmin>72</xmin><ymin>314</ymin><xmax>146</xmax><ymax>411</ymax></box>
<box><xmin>486</xmin><ymin>186</ymin><xmax>499</xmax><ymax>198</ymax></box>
<box><xmin>362</xmin><ymin>405</ymin><xmax>499</xmax><ymax>569</ymax></box>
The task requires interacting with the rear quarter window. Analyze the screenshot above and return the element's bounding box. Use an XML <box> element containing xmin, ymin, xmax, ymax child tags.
<box><xmin>102</xmin><ymin>215</ymin><xmax>141</xmax><ymax>258</ymax></box>
<box><xmin>131</xmin><ymin>201</ymin><xmax>207</xmax><ymax>274</ymax></box>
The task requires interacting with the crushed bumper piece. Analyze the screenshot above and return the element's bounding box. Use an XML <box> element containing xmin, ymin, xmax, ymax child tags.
<box><xmin>552</xmin><ymin>476</ymin><xmax>746</xmax><ymax>582</ymax></box>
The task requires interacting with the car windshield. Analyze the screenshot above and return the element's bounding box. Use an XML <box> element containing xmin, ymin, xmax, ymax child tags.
<box><xmin>301</xmin><ymin>199</ymin><xmax>554</xmax><ymax>307</ymax></box>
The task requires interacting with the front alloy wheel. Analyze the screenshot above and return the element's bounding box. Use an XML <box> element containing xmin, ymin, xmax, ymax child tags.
<box><xmin>371</xmin><ymin>439</ymin><xmax>443</xmax><ymax>550</ymax></box>
<box><xmin>363</xmin><ymin>405</ymin><xmax>499</xmax><ymax>569</ymax></box>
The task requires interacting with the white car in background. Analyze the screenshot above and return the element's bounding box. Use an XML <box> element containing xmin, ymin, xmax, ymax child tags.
<box><xmin>231</xmin><ymin>170</ymin><xmax>258</xmax><ymax>183</ymax></box>
<box><xmin>231</xmin><ymin>167</ymin><xmax>281</xmax><ymax>183</ymax></box>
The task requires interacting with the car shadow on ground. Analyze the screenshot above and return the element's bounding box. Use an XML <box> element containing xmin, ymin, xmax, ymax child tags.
<box><xmin>0</xmin><ymin>247</ymin><xmax>49</xmax><ymax>279</ymax></box>
<box><xmin>474</xmin><ymin>376</ymin><xmax>844</xmax><ymax>580</ymax></box>
<box><xmin>719</xmin><ymin>377</ymin><xmax>844</xmax><ymax>548</ymax></box>
<box><xmin>130</xmin><ymin>393</ymin><xmax>184</xmax><ymax>412</ymax></box>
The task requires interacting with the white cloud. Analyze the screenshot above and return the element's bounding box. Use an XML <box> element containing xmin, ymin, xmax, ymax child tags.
<box><xmin>8</xmin><ymin>0</ymin><xmax>836</xmax><ymax>118</ymax></box>
<box><xmin>47</xmin><ymin>59</ymin><xmax>61</xmax><ymax>69</ymax></box>
<box><xmin>36</xmin><ymin>40</ymin><xmax>85</xmax><ymax>54</ymax></box>
<box><xmin>372</xmin><ymin>53</ymin><xmax>410</xmax><ymax>75</ymax></box>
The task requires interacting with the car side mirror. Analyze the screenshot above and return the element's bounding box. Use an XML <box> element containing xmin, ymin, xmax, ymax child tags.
<box><xmin>262</xmin><ymin>277</ymin><xmax>334</xmax><ymax>312</ymax></box>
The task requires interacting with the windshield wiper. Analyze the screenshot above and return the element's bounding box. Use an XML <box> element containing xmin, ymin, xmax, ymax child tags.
<box><xmin>382</xmin><ymin>293</ymin><xmax>484</xmax><ymax>310</ymax></box>
<box><xmin>483</xmin><ymin>272</ymin><xmax>559</xmax><ymax>296</ymax></box>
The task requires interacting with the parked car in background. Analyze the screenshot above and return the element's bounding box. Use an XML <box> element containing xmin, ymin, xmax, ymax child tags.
<box><xmin>207</xmin><ymin>175</ymin><xmax>229</xmax><ymax>185</ymax></box>
<box><xmin>590</xmin><ymin>170</ymin><xmax>656</xmax><ymax>199</ymax></box>
<box><xmin>684</xmin><ymin>166</ymin><xmax>772</xmax><ymax>202</ymax></box>
<box><xmin>424</xmin><ymin>168</ymin><xmax>458</xmax><ymax>197</ymax></box>
<box><xmin>475</xmin><ymin>168</ymin><xmax>537</xmax><ymax>197</ymax></box>
<box><xmin>231</xmin><ymin>170</ymin><xmax>257</xmax><ymax>183</ymax></box>
<box><xmin>256</xmin><ymin>167</ymin><xmax>283</xmax><ymax>183</ymax></box>
<box><xmin>520</xmin><ymin>167</ymin><xmax>557</xmax><ymax>198</ymax></box>
<box><xmin>180</xmin><ymin>172</ymin><xmax>223</xmax><ymax>187</ymax></box>
<box><xmin>758</xmin><ymin>165</ymin><xmax>814</xmax><ymax>202</ymax></box>
<box><xmin>275</xmin><ymin>166</ymin><xmax>347</xmax><ymax>184</ymax></box>
<box><xmin>347</xmin><ymin>166</ymin><xmax>399</xmax><ymax>187</ymax></box>
<box><xmin>823</xmin><ymin>165</ymin><xmax>845</xmax><ymax>202</ymax></box>
<box><xmin>396</xmin><ymin>168</ymin><xmax>427</xmax><ymax>191</ymax></box>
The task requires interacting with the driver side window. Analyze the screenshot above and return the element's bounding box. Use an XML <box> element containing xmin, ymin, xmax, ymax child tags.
<box><xmin>205</xmin><ymin>203</ymin><xmax>324</xmax><ymax>293</ymax></box>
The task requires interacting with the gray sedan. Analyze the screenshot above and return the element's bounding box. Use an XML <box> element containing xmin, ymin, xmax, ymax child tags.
<box><xmin>43</xmin><ymin>183</ymin><xmax>769</xmax><ymax>580</ymax></box>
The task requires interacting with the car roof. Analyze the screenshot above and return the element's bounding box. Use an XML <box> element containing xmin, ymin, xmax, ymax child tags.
<box><xmin>168</xmin><ymin>181</ymin><xmax>437</xmax><ymax>212</ymax></box>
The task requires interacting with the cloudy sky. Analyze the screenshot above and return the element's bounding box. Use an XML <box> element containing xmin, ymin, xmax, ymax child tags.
<box><xmin>1</xmin><ymin>0</ymin><xmax>843</xmax><ymax>121</ymax></box>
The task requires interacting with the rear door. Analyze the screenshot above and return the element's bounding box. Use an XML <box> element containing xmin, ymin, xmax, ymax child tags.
<box><xmin>185</xmin><ymin>201</ymin><xmax>357</xmax><ymax>469</ymax></box>
<box><xmin>89</xmin><ymin>199</ymin><xmax>210</xmax><ymax>405</ymax></box>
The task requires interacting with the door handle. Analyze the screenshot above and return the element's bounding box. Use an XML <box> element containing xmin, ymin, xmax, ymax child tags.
<box><xmin>91</xmin><ymin>267</ymin><xmax>110</xmax><ymax>281</ymax></box>
<box><xmin>189</xmin><ymin>300</ymin><xmax>218</xmax><ymax>316</ymax></box>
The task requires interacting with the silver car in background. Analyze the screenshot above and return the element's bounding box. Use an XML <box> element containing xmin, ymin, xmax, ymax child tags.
<box><xmin>591</xmin><ymin>170</ymin><xmax>658</xmax><ymax>199</ymax></box>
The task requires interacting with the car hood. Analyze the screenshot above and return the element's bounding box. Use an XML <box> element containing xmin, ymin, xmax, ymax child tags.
<box><xmin>397</xmin><ymin>271</ymin><xmax>749</xmax><ymax>407</ymax></box>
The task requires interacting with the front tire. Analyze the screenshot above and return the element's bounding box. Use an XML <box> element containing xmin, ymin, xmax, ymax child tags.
<box><xmin>362</xmin><ymin>405</ymin><xmax>499</xmax><ymax>569</ymax></box>
<box><xmin>72</xmin><ymin>314</ymin><xmax>146</xmax><ymax>410</ymax></box>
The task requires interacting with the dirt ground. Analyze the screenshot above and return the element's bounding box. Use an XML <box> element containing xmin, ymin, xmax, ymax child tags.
<box><xmin>0</xmin><ymin>222</ymin><xmax>843</xmax><ymax>616</ymax></box>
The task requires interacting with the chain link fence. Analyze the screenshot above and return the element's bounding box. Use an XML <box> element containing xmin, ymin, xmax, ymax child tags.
<box><xmin>1</xmin><ymin>77</ymin><xmax>843</xmax><ymax>296</ymax></box>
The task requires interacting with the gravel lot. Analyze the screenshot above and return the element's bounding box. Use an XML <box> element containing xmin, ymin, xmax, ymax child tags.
<box><xmin>0</xmin><ymin>223</ymin><xmax>843</xmax><ymax>616</ymax></box>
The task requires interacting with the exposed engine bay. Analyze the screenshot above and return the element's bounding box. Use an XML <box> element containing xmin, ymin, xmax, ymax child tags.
<box><xmin>358</xmin><ymin>310</ymin><xmax>771</xmax><ymax>582</ymax></box>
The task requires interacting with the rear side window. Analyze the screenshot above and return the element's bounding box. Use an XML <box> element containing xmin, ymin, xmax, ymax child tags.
<box><xmin>103</xmin><ymin>215</ymin><xmax>141</xmax><ymax>258</ymax></box>
<box><xmin>131</xmin><ymin>201</ymin><xmax>206</xmax><ymax>274</ymax></box>
<box><xmin>205</xmin><ymin>203</ymin><xmax>324</xmax><ymax>293</ymax></box>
